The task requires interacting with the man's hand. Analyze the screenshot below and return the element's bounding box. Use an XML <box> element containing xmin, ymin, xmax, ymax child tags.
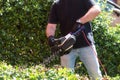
<box><xmin>48</xmin><ymin>36</ymin><xmax>55</xmax><ymax>47</ymax></box>
<box><xmin>72</xmin><ymin>20</ymin><xmax>83</xmax><ymax>33</ymax></box>
<box><xmin>48</xmin><ymin>36</ymin><xmax>59</xmax><ymax>53</ymax></box>
<box><xmin>72</xmin><ymin>21</ymin><xmax>85</xmax><ymax>37</ymax></box>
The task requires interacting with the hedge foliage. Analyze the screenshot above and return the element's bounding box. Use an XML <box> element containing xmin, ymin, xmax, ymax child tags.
<box><xmin>0</xmin><ymin>61</ymin><xmax>85</xmax><ymax>80</ymax></box>
<box><xmin>0</xmin><ymin>0</ymin><xmax>120</xmax><ymax>77</ymax></box>
<box><xmin>0</xmin><ymin>0</ymin><xmax>52</xmax><ymax>65</ymax></box>
<box><xmin>92</xmin><ymin>12</ymin><xmax>120</xmax><ymax>76</ymax></box>
<box><xmin>0</xmin><ymin>61</ymin><xmax>120</xmax><ymax>80</ymax></box>
<box><xmin>92</xmin><ymin>1</ymin><xmax>120</xmax><ymax>76</ymax></box>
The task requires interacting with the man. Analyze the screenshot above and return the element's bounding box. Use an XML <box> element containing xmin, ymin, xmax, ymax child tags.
<box><xmin>46</xmin><ymin>0</ymin><xmax>102</xmax><ymax>80</ymax></box>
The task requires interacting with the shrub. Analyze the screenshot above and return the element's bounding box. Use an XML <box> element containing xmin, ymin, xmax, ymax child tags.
<box><xmin>0</xmin><ymin>0</ymin><xmax>52</xmax><ymax>65</ymax></box>
<box><xmin>0</xmin><ymin>62</ymin><xmax>83</xmax><ymax>80</ymax></box>
<box><xmin>0</xmin><ymin>61</ymin><xmax>119</xmax><ymax>80</ymax></box>
<box><xmin>92</xmin><ymin>11</ymin><xmax>120</xmax><ymax>76</ymax></box>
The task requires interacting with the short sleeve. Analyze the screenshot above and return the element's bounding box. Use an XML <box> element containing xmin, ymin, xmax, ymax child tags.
<box><xmin>84</xmin><ymin>0</ymin><xmax>97</xmax><ymax>10</ymax></box>
<box><xmin>48</xmin><ymin>3</ymin><xmax>59</xmax><ymax>24</ymax></box>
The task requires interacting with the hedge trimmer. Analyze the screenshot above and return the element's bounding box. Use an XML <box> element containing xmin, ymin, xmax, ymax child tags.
<box><xmin>43</xmin><ymin>26</ymin><xmax>85</xmax><ymax>65</ymax></box>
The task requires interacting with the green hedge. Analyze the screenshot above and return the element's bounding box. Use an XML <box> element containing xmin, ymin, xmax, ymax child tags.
<box><xmin>0</xmin><ymin>61</ymin><xmax>120</xmax><ymax>80</ymax></box>
<box><xmin>0</xmin><ymin>0</ymin><xmax>53</xmax><ymax>65</ymax></box>
<box><xmin>0</xmin><ymin>62</ymin><xmax>83</xmax><ymax>80</ymax></box>
<box><xmin>92</xmin><ymin>12</ymin><xmax>120</xmax><ymax>76</ymax></box>
<box><xmin>0</xmin><ymin>0</ymin><xmax>120</xmax><ymax>77</ymax></box>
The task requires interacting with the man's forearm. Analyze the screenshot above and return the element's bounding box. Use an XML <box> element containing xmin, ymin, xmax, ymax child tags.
<box><xmin>79</xmin><ymin>5</ymin><xmax>101</xmax><ymax>24</ymax></box>
<box><xmin>46</xmin><ymin>23</ymin><xmax>57</xmax><ymax>37</ymax></box>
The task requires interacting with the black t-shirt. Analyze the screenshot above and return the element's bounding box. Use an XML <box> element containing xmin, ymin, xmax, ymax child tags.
<box><xmin>48</xmin><ymin>0</ymin><xmax>96</xmax><ymax>48</ymax></box>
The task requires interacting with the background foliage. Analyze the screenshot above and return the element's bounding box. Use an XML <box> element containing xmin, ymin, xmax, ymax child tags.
<box><xmin>92</xmin><ymin>1</ymin><xmax>120</xmax><ymax>76</ymax></box>
<box><xmin>0</xmin><ymin>0</ymin><xmax>120</xmax><ymax>79</ymax></box>
<box><xmin>0</xmin><ymin>0</ymin><xmax>52</xmax><ymax>66</ymax></box>
<box><xmin>92</xmin><ymin>12</ymin><xmax>120</xmax><ymax>76</ymax></box>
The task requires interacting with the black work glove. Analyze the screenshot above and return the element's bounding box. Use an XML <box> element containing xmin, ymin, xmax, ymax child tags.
<box><xmin>72</xmin><ymin>22</ymin><xmax>83</xmax><ymax>33</ymax></box>
<box><xmin>72</xmin><ymin>21</ymin><xmax>85</xmax><ymax>37</ymax></box>
<box><xmin>48</xmin><ymin>36</ymin><xmax>60</xmax><ymax>53</ymax></box>
<box><xmin>48</xmin><ymin>36</ymin><xmax>55</xmax><ymax>47</ymax></box>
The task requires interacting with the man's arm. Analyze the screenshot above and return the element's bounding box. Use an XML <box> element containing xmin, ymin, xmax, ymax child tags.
<box><xmin>46</xmin><ymin>23</ymin><xmax>57</xmax><ymax>38</ymax></box>
<box><xmin>78</xmin><ymin>5</ymin><xmax>101</xmax><ymax>24</ymax></box>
